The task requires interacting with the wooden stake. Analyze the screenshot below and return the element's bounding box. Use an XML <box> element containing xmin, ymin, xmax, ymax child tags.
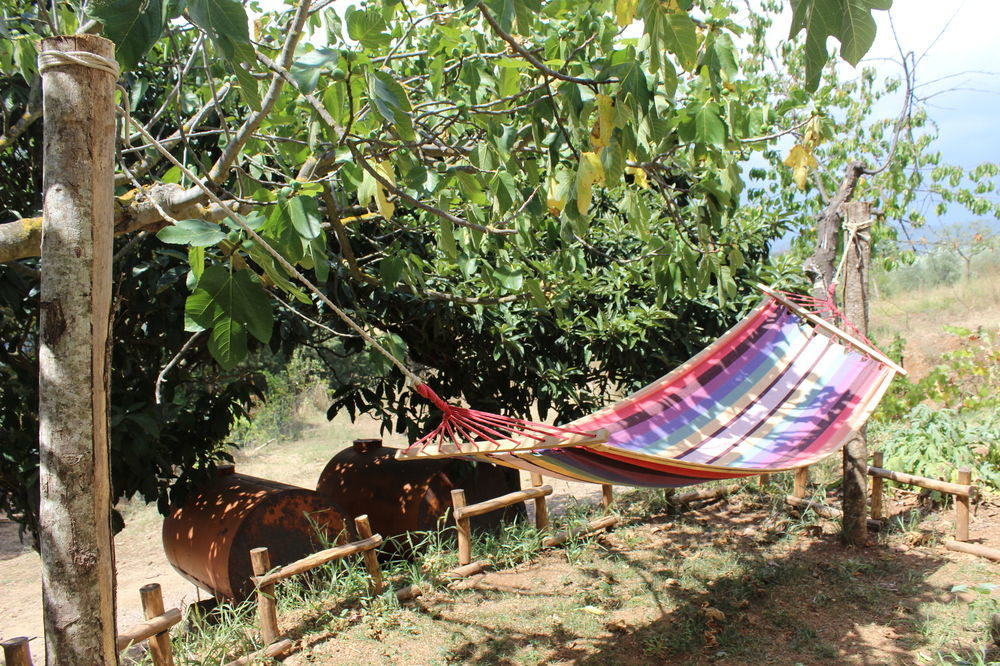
<box><xmin>2</xmin><ymin>637</ymin><xmax>33</xmax><ymax>666</ymax></box>
<box><xmin>451</xmin><ymin>489</ymin><xmax>472</xmax><ymax>566</ymax></box>
<box><xmin>116</xmin><ymin>609</ymin><xmax>182</xmax><ymax>652</ymax></box>
<box><xmin>955</xmin><ymin>467</ymin><xmax>971</xmax><ymax>542</ymax></box>
<box><xmin>530</xmin><ymin>474</ymin><xmax>549</xmax><ymax>530</ymax></box>
<box><xmin>840</xmin><ymin>200</ymin><xmax>872</xmax><ymax>547</ymax></box>
<box><xmin>139</xmin><ymin>584</ymin><xmax>174</xmax><ymax>666</ymax></box>
<box><xmin>250</xmin><ymin>547</ymin><xmax>280</xmax><ymax>645</ymax></box>
<box><xmin>870</xmin><ymin>451</ymin><xmax>884</xmax><ymax>521</ymax></box>
<box><xmin>757</xmin><ymin>474</ymin><xmax>770</xmax><ymax>487</ymax></box>
<box><xmin>37</xmin><ymin>34</ymin><xmax>118</xmax><ymax>665</ymax></box>
<box><xmin>793</xmin><ymin>467</ymin><xmax>809</xmax><ymax>499</ymax></box>
<box><xmin>601</xmin><ymin>485</ymin><xmax>614</xmax><ymax>512</ymax></box>
<box><xmin>354</xmin><ymin>515</ymin><xmax>384</xmax><ymax>594</ymax></box>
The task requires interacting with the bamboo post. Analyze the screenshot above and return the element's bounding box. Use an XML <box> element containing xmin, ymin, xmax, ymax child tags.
<box><xmin>139</xmin><ymin>584</ymin><xmax>174</xmax><ymax>666</ymax></box>
<box><xmin>601</xmin><ymin>484</ymin><xmax>614</xmax><ymax>512</ymax></box>
<box><xmin>870</xmin><ymin>451</ymin><xmax>884</xmax><ymax>521</ymax></box>
<box><xmin>955</xmin><ymin>467</ymin><xmax>971</xmax><ymax>542</ymax></box>
<box><xmin>451</xmin><ymin>489</ymin><xmax>472</xmax><ymax>566</ymax></box>
<box><xmin>37</xmin><ymin>34</ymin><xmax>118</xmax><ymax>665</ymax></box>
<box><xmin>530</xmin><ymin>473</ymin><xmax>549</xmax><ymax>530</ymax></box>
<box><xmin>250</xmin><ymin>547</ymin><xmax>280</xmax><ymax>645</ymax></box>
<box><xmin>840</xmin><ymin>200</ymin><xmax>872</xmax><ymax>546</ymax></box>
<box><xmin>2</xmin><ymin>637</ymin><xmax>33</xmax><ymax>666</ymax></box>
<box><xmin>354</xmin><ymin>515</ymin><xmax>384</xmax><ymax>594</ymax></box>
<box><xmin>793</xmin><ymin>467</ymin><xmax>809</xmax><ymax>499</ymax></box>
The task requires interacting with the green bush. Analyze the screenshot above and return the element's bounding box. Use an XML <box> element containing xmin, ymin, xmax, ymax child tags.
<box><xmin>870</xmin><ymin>405</ymin><xmax>1000</xmax><ymax>492</ymax></box>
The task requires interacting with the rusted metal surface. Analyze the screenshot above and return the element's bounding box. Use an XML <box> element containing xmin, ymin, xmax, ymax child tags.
<box><xmin>315</xmin><ymin>439</ymin><xmax>522</xmax><ymax>542</ymax></box>
<box><xmin>162</xmin><ymin>467</ymin><xmax>347</xmax><ymax>600</ymax></box>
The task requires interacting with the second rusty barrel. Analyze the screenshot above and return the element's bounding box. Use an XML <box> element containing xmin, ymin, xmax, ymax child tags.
<box><xmin>162</xmin><ymin>465</ymin><xmax>349</xmax><ymax>600</ymax></box>
<box><xmin>316</xmin><ymin>438</ymin><xmax>522</xmax><ymax>542</ymax></box>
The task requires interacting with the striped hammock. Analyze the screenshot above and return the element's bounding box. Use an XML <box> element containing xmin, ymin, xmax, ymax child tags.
<box><xmin>397</xmin><ymin>286</ymin><xmax>903</xmax><ymax>488</ymax></box>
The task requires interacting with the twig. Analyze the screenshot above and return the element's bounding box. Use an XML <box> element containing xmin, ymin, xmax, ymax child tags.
<box><xmin>155</xmin><ymin>331</ymin><xmax>205</xmax><ymax>404</ymax></box>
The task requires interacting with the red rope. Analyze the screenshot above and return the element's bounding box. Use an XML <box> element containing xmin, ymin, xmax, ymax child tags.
<box><xmin>774</xmin><ymin>284</ymin><xmax>877</xmax><ymax>347</ymax></box>
<box><xmin>408</xmin><ymin>383</ymin><xmax>594</xmax><ymax>454</ymax></box>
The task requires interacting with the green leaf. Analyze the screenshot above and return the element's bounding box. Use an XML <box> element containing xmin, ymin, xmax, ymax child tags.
<box><xmin>438</xmin><ymin>219</ymin><xmax>457</xmax><ymax>260</ymax></box>
<box><xmin>346</xmin><ymin>6</ymin><xmax>389</xmax><ymax>50</ymax></box>
<box><xmin>89</xmin><ymin>0</ymin><xmax>165</xmax><ymax>71</ymax></box>
<box><xmin>185</xmin><ymin>265</ymin><xmax>272</xmax><ymax>345</ymax></box>
<box><xmin>493</xmin><ymin>266</ymin><xmax>523</xmax><ymax>290</ymax></box>
<box><xmin>693</xmin><ymin>100</ymin><xmax>726</xmax><ymax>148</ymax></box>
<box><xmin>290</xmin><ymin>47</ymin><xmax>340</xmax><ymax>95</ymax></box>
<box><xmin>156</xmin><ymin>219</ymin><xmax>227</xmax><ymax>247</ymax></box>
<box><xmin>380</xmin><ymin>255</ymin><xmax>404</xmax><ymax>288</ymax></box>
<box><xmin>288</xmin><ymin>195</ymin><xmax>322</xmax><ymax>240</ymax></box>
<box><xmin>306</xmin><ymin>233</ymin><xmax>329</xmax><ymax>283</ymax></box>
<box><xmin>188</xmin><ymin>246</ymin><xmax>205</xmax><ymax>283</ymax></box>
<box><xmin>661</xmin><ymin>12</ymin><xmax>698</xmax><ymax>72</ymax></box>
<box><xmin>188</xmin><ymin>0</ymin><xmax>255</xmax><ymax>63</ymax></box>
<box><xmin>789</xmin><ymin>0</ymin><xmax>891</xmax><ymax>91</ymax></box>
<box><xmin>368</xmin><ymin>70</ymin><xmax>416</xmax><ymax>142</ymax></box>
<box><xmin>230</xmin><ymin>61</ymin><xmax>261</xmax><ymax>112</ymax></box>
<box><xmin>207</xmin><ymin>315</ymin><xmax>246</xmax><ymax>370</ymax></box>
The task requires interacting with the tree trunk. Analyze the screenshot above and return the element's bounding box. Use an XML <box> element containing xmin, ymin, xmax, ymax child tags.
<box><xmin>38</xmin><ymin>35</ymin><xmax>118</xmax><ymax>664</ymax></box>
<box><xmin>804</xmin><ymin>161</ymin><xmax>866</xmax><ymax>296</ymax></box>
<box><xmin>840</xmin><ymin>200</ymin><xmax>871</xmax><ymax>547</ymax></box>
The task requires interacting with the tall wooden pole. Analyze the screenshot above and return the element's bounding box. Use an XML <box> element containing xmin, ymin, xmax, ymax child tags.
<box><xmin>840</xmin><ymin>200</ymin><xmax>872</xmax><ymax>546</ymax></box>
<box><xmin>37</xmin><ymin>35</ymin><xmax>118</xmax><ymax>664</ymax></box>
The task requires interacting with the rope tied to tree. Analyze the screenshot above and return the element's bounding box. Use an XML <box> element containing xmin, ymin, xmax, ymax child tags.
<box><xmin>37</xmin><ymin>50</ymin><xmax>120</xmax><ymax>79</ymax></box>
<box><xmin>778</xmin><ymin>216</ymin><xmax>876</xmax><ymax>346</ymax></box>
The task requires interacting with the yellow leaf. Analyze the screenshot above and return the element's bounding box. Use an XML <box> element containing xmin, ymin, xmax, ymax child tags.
<box><xmin>576</xmin><ymin>151</ymin><xmax>605</xmax><ymax>215</ymax></box>
<box><xmin>625</xmin><ymin>165</ymin><xmax>649</xmax><ymax>189</ymax></box>
<box><xmin>590</xmin><ymin>94</ymin><xmax>615</xmax><ymax>151</ymax></box>
<box><xmin>803</xmin><ymin>115</ymin><xmax>824</xmax><ymax>148</ymax></box>
<box><xmin>546</xmin><ymin>176</ymin><xmax>566</xmax><ymax>216</ymax></box>
<box><xmin>615</xmin><ymin>0</ymin><xmax>638</xmax><ymax>26</ymax></box>
<box><xmin>784</xmin><ymin>144</ymin><xmax>818</xmax><ymax>191</ymax></box>
<box><xmin>373</xmin><ymin>161</ymin><xmax>396</xmax><ymax>221</ymax></box>
<box><xmin>580</xmin><ymin>605</ymin><xmax>606</xmax><ymax>615</ymax></box>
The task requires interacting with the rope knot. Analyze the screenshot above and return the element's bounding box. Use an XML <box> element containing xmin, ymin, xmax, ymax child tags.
<box><xmin>414</xmin><ymin>382</ymin><xmax>453</xmax><ymax>414</ymax></box>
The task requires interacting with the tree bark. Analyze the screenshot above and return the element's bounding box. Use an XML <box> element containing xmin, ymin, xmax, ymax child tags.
<box><xmin>803</xmin><ymin>161</ymin><xmax>866</xmax><ymax>296</ymax></box>
<box><xmin>38</xmin><ymin>35</ymin><xmax>118</xmax><ymax>664</ymax></box>
<box><xmin>840</xmin><ymin>200</ymin><xmax>871</xmax><ymax>547</ymax></box>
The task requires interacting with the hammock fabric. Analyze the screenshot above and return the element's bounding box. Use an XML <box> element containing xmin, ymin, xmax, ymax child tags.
<box><xmin>400</xmin><ymin>287</ymin><xmax>902</xmax><ymax>488</ymax></box>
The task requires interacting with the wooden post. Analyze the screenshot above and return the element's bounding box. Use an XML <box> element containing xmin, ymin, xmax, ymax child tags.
<box><xmin>2</xmin><ymin>637</ymin><xmax>33</xmax><ymax>666</ymax></box>
<box><xmin>139</xmin><ymin>584</ymin><xmax>174</xmax><ymax>666</ymax></box>
<box><xmin>37</xmin><ymin>35</ymin><xmax>118</xmax><ymax>665</ymax></box>
<box><xmin>354</xmin><ymin>515</ymin><xmax>384</xmax><ymax>594</ymax></box>
<box><xmin>793</xmin><ymin>467</ymin><xmax>809</xmax><ymax>499</ymax></box>
<box><xmin>758</xmin><ymin>474</ymin><xmax>770</xmax><ymax>487</ymax></box>
<box><xmin>840</xmin><ymin>200</ymin><xmax>872</xmax><ymax>547</ymax></box>
<box><xmin>250</xmin><ymin>547</ymin><xmax>280</xmax><ymax>645</ymax></box>
<box><xmin>955</xmin><ymin>467</ymin><xmax>971</xmax><ymax>542</ymax></box>
<box><xmin>601</xmin><ymin>485</ymin><xmax>614</xmax><ymax>512</ymax></box>
<box><xmin>451</xmin><ymin>489</ymin><xmax>472</xmax><ymax>566</ymax></box>
<box><xmin>530</xmin><ymin>473</ymin><xmax>549</xmax><ymax>530</ymax></box>
<box><xmin>870</xmin><ymin>451</ymin><xmax>884</xmax><ymax>521</ymax></box>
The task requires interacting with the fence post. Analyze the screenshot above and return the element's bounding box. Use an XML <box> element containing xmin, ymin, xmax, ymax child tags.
<box><xmin>530</xmin><ymin>473</ymin><xmax>549</xmax><ymax>530</ymax></box>
<box><xmin>37</xmin><ymin>34</ymin><xmax>118</xmax><ymax>665</ymax></box>
<box><xmin>793</xmin><ymin>467</ymin><xmax>809</xmax><ymax>499</ymax></box>
<box><xmin>1</xmin><ymin>637</ymin><xmax>32</xmax><ymax>666</ymax></box>
<box><xmin>955</xmin><ymin>467</ymin><xmax>971</xmax><ymax>541</ymax></box>
<box><xmin>140</xmin><ymin>583</ymin><xmax>175</xmax><ymax>666</ymax></box>
<box><xmin>354</xmin><ymin>515</ymin><xmax>384</xmax><ymax>594</ymax></box>
<box><xmin>601</xmin><ymin>485</ymin><xmax>614</xmax><ymax>512</ymax></box>
<box><xmin>451</xmin><ymin>489</ymin><xmax>472</xmax><ymax>566</ymax></box>
<box><xmin>250</xmin><ymin>547</ymin><xmax>280</xmax><ymax>645</ymax></box>
<box><xmin>870</xmin><ymin>451</ymin><xmax>884</xmax><ymax>521</ymax></box>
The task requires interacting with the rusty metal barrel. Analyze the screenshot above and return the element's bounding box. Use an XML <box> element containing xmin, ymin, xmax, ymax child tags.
<box><xmin>162</xmin><ymin>465</ymin><xmax>348</xmax><ymax>600</ymax></box>
<box><xmin>315</xmin><ymin>438</ymin><xmax>522</xmax><ymax>542</ymax></box>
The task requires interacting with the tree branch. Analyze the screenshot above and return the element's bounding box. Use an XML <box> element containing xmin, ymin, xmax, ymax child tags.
<box><xmin>476</xmin><ymin>2</ymin><xmax>615</xmax><ymax>87</ymax></box>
